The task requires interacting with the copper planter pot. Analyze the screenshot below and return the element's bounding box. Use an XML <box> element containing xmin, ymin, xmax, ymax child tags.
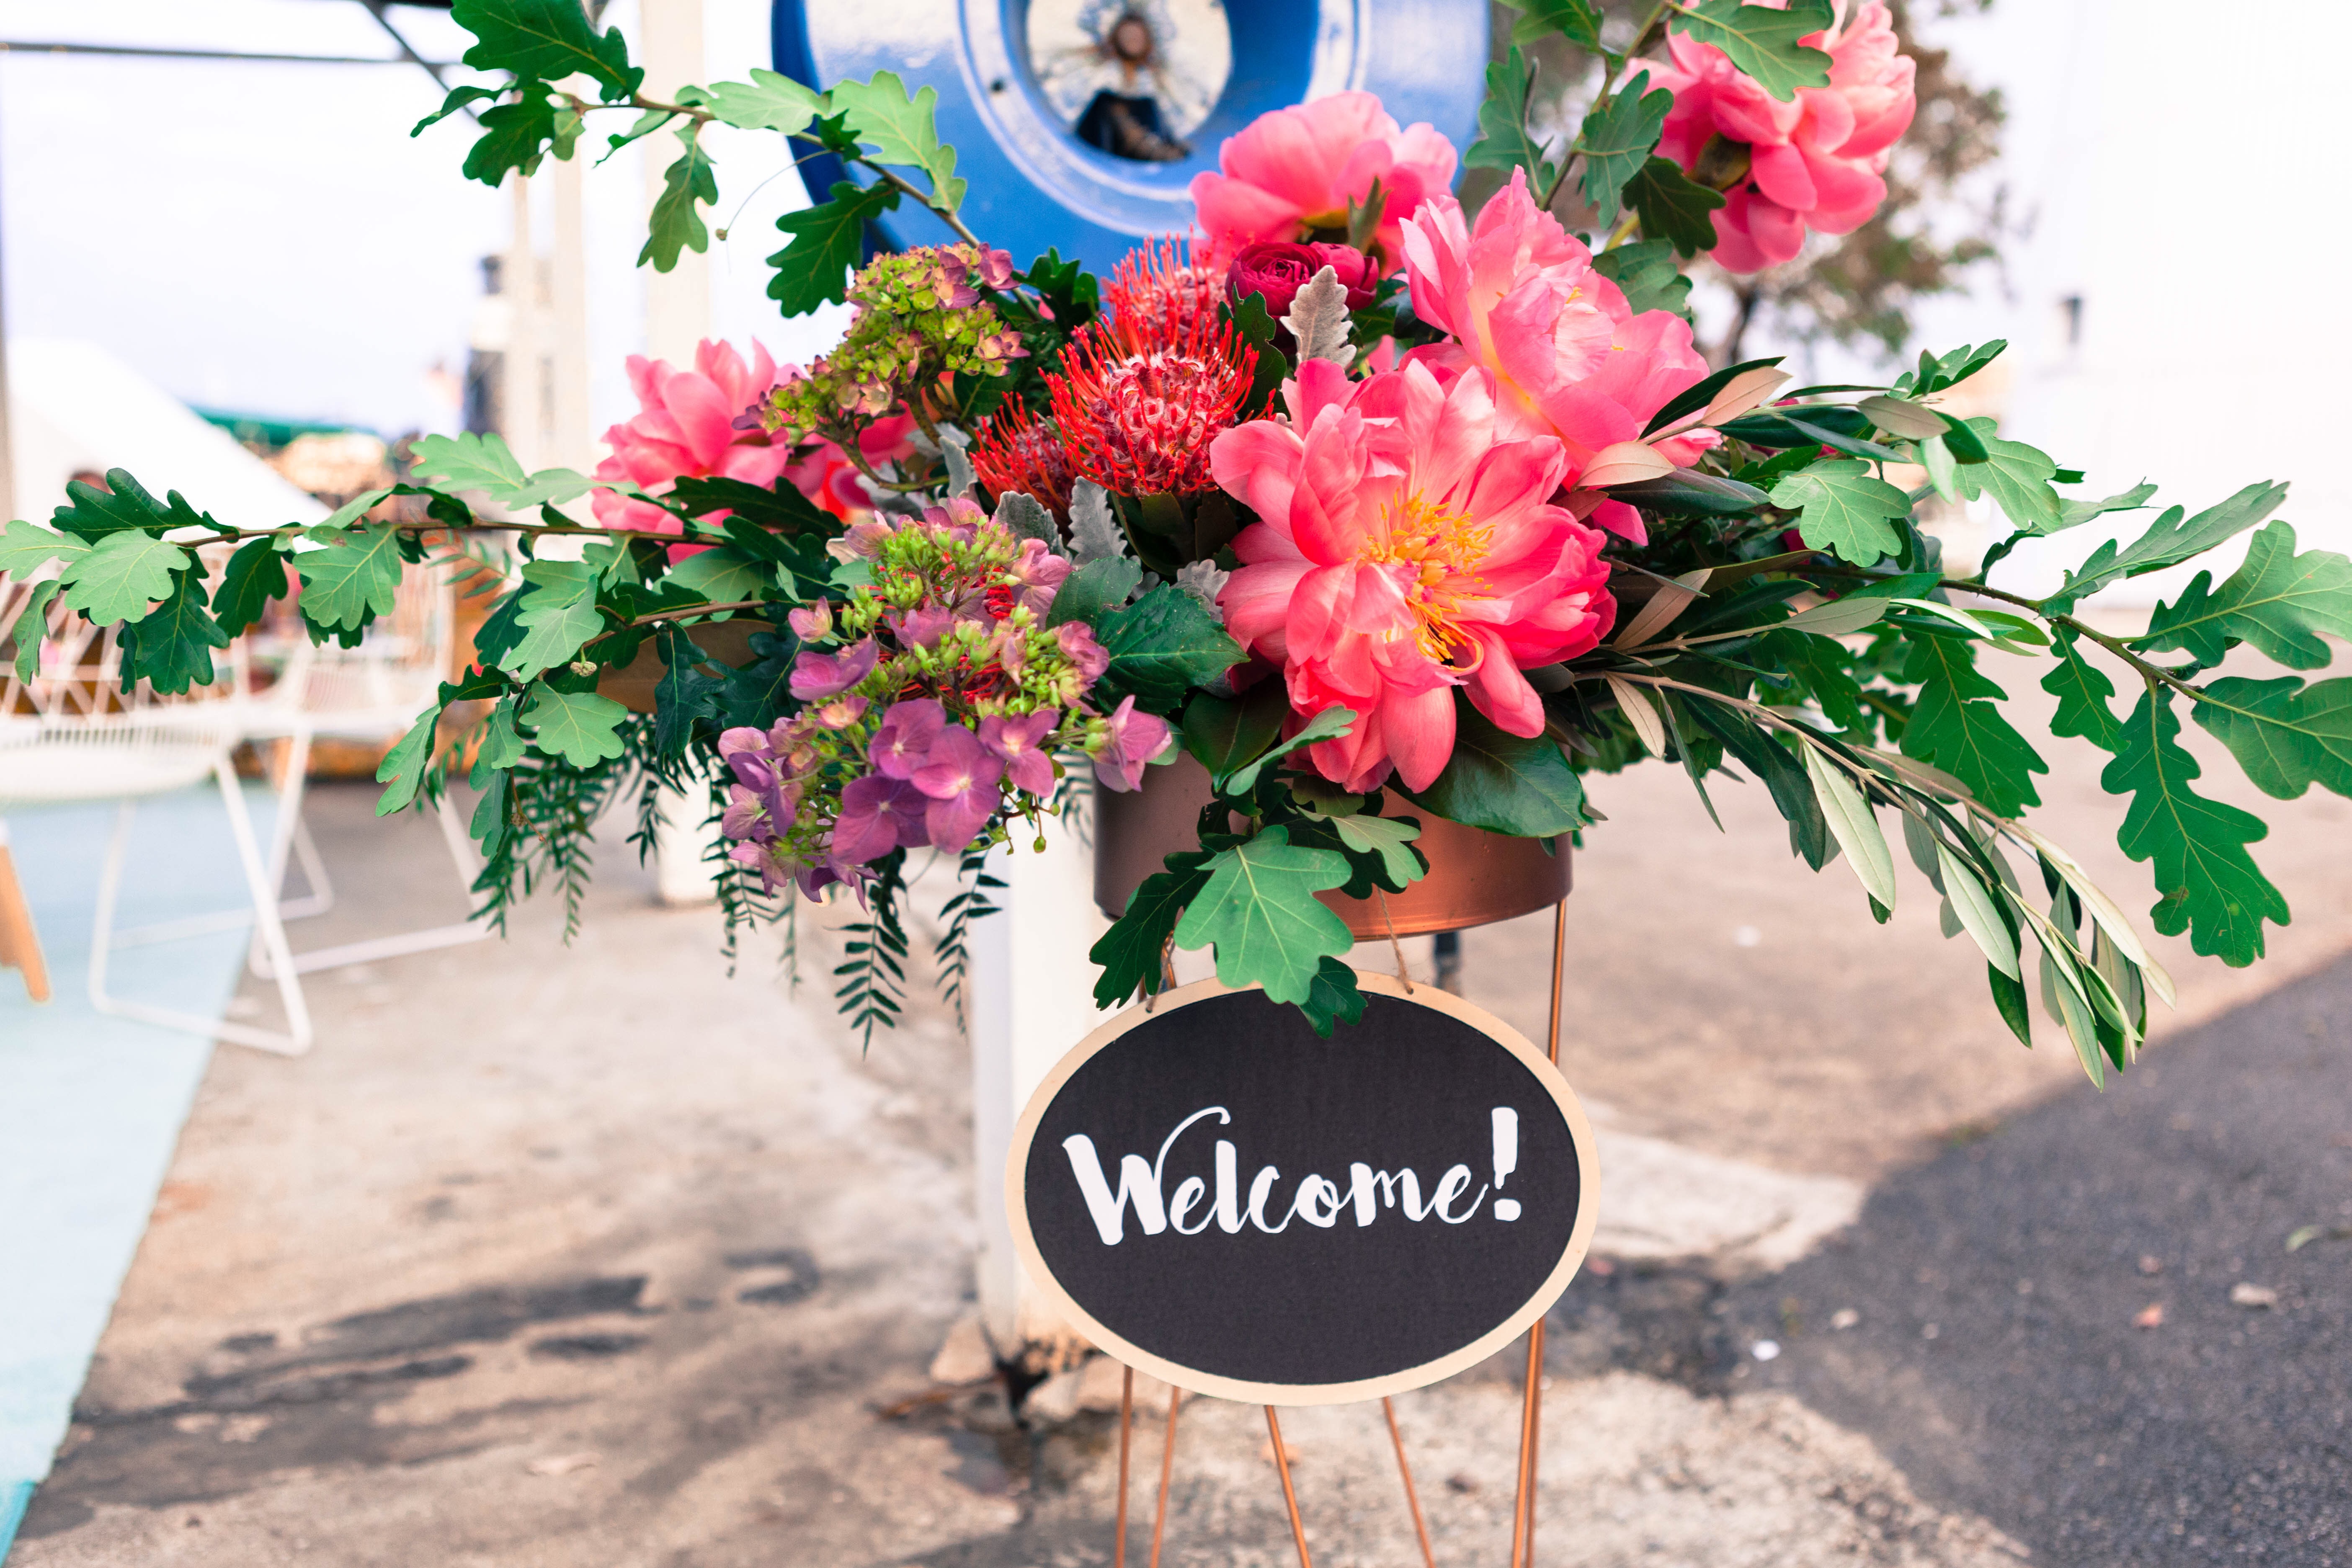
<box><xmin>1094</xmin><ymin>754</ymin><xmax>1571</xmax><ymax>938</ymax></box>
<box><xmin>597</xmin><ymin>619</ymin><xmax>763</xmax><ymax>714</ymax></box>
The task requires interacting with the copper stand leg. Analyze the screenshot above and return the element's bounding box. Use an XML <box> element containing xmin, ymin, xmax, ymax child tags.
<box><xmin>1114</xmin><ymin>1366</ymin><xmax>1135</xmax><ymax>1568</ymax></box>
<box><xmin>1511</xmin><ymin>901</ymin><xmax>1570</xmax><ymax>1567</ymax></box>
<box><xmin>1381</xmin><ymin>1396</ymin><xmax>1436</xmax><ymax>1568</ymax></box>
<box><xmin>1149</xmin><ymin>1384</ymin><xmax>1182</xmax><ymax>1568</ymax></box>
<box><xmin>1266</xmin><ymin>1406</ymin><xmax>1313</xmax><ymax>1568</ymax></box>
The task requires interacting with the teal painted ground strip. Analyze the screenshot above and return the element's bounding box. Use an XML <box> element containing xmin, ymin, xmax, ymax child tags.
<box><xmin>0</xmin><ymin>785</ymin><xmax>273</xmax><ymax>1559</ymax></box>
<box><xmin>0</xmin><ymin>1480</ymin><xmax>31</xmax><ymax>1561</ymax></box>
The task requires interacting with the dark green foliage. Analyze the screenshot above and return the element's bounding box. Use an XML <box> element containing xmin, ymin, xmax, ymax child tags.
<box><xmin>1624</xmin><ymin>156</ymin><xmax>1725</xmax><ymax>256</ymax></box>
<box><xmin>1398</xmin><ymin>695</ymin><xmax>1589</xmax><ymax>837</ymax></box>
<box><xmin>768</xmin><ymin>181</ymin><xmax>900</xmax><ymax>317</ymax></box>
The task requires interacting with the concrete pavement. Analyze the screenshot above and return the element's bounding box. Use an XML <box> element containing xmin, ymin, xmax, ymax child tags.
<box><xmin>6</xmin><ymin>678</ymin><xmax>2348</xmax><ymax>1565</ymax></box>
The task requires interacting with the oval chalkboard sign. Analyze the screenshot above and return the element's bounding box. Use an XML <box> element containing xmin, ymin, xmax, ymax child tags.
<box><xmin>1007</xmin><ymin>973</ymin><xmax>1598</xmax><ymax>1405</ymax></box>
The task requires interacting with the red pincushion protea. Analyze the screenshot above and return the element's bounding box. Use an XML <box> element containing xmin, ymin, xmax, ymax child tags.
<box><xmin>1101</xmin><ymin>237</ymin><xmax>1226</xmax><ymax>353</ymax></box>
<box><xmin>1047</xmin><ymin>312</ymin><xmax>1257</xmax><ymax>495</ymax></box>
<box><xmin>970</xmin><ymin>395</ymin><xmax>1075</xmax><ymax>514</ymax></box>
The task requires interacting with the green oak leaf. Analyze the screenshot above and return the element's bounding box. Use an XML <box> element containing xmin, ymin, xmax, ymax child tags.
<box><xmin>1590</xmin><ymin>239</ymin><xmax>1692</xmax><ymax>319</ymax></box>
<box><xmin>1949</xmin><ymin>417</ymin><xmax>2060</xmax><ymax>531</ymax></box>
<box><xmin>2191</xmin><ymin>676</ymin><xmax>2352</xmax><ymax>801</ymax></box>
<box><xmin>1332</xmin><ymin>813</ymin><xmax>1426</xmax><ymax>892</ymax></box>
<box><xmin>1089</xmin><ymin>851</ymin><xmax>1213</xmax><ymax>1008</ymax></box>
<box><xmin>413</xmin><ymin>83</ymin><xmax>501</xmax><ymax>136</ymax></box>
<box><xmin>0</xmin><ymin>520</ymin><xmax>88</xmax><ymax>580</ymax></box>
<box><xmin>375</xmin><ymin>704</ymin><xmax>442</xmax><ymax>815</ymax></box>
<box><xmin>1669</xmin><ymin>0</ymin><xmax>1835</xmax><ymax>99</ymax></box>
<box><xmin>408</xmin><ymin>431</ymin><xmax>590</xmax><ymax>508</ymax></box>
<box><xmin>1181</xmin><ymin>680</ymin><xmax>1290</xmax><ymax>782</ymax></box>
<box><xmin>1757</xmin><ymin>627</ymin><xmax>1867</xmax><ymax>733</ymax></box>
<box><xmin>460</xmin><ymin>94</ymin><xmax>561</xmax><ymax>185</ymax></box>
<box><xmin>1172</xmin><ymin>828</ymin><xmax>1357</xmax><ymax>1008</ymax></box>
<box><xmin>521</xmin><ymin>683</ymin><xmax>629</xmax><ymax>766</ymax></box>
<box><xmin>2047</xmin><ymin>481</ymin><xmax>2288</xmax><ymax>614</ymax></box>
<box><xmin>1397</xmin><ymin>693</ymin><xmax>1588</xmax><ymax>836</ymax></box>
<box><xmin>1500</xmin><ymin>0</ymin><xmax>1601</xmax><ymax>47</ymax></box>
<box><xmin>641</xmin><ymin>122</ymin><xmax>717</xmax><ymax>271</ymax></box>
<box><xmin>1091</xmin><ymin>585</ymin><xmax>1244</xmax><ymax>712</ymax></box>
<box><xmin>1625</xmin><ymin>156</ymin><xmax>1726</xmax><ymax>256</ymax></box>
<box><xmin>829</xmin><ymin>72</ymin><xmax>966</xmax><ymax>212</ymax></box>
<box><xmin>1900</xmin><ymin>632</ymin><xmax>2047</xmax><ymax>815</ymax></box>
<box><xmin>295</xmin><ymin>524</ymin><xmax>404</xmax><ymax>634</ymax></box>
<box><xmin>451</xmin><ymin>0</ymin><xmax>641</xmax><ymax>99</ymax></box>
<box><xmin>2040</xmin><ymin>626</ymin><xmax>2126</xmax><ymax>754</ymax></box>
<box><xmin>652</xmin><ymin>624</ymin><xmax>723</xmax><ymax>759</ymax></box>
<box><xmin>1298</xmin><ymin>957</ymin><xmax>1367</xmax><ymax>1038</ymax></box>
<box><xmin>661</xmin><ymin>544</ymin><xmax>774</xmax><ymax>606</ymax></box>
<box><xmin>1769</xmin><ymin>460</ymin><xmax>1910</xmax><ymax>565</ymax></box>
<box><xmin>698</xmin><ymin>69</ymin><xmax>825</xmax><ymax>134</ymax></box>
<box><xmin>52</xmin><ymin>468</ymin><xmax>220</xmax><ymax>542</ymax></box>
<box><xmin>2055</xmin><ymin>480</ymin><xmax>2158</xmax><ymax>532</ymax></box>
<box><xmin>1221</xmin><ymin>706</ymin><xmax>1354</xmax><ymax>797</ymax></box>
<box><xmin>475</xmin><ymin>695</ymin><xmax>529</xmax><ymax>772</ymax></box>
<box><xmin>1464</xmin><ymin>45</ymin><xmax>1556</xmax><ymax>193</ymax></box>
<box><xmin>1043</xmin><ymin>555</ymin><xmax>1142</xmax><ymax>629</ymax></box>
<box><xmin>2105</xmin><ymin>687</ymin><xmax>2288</xmax><ymax>966</ymax></box>
<box><xmin>6</xmin><ymin>580</ymin><xmax>61</xmax><ymax>681</ymax></box>
<box><xmin>502</xmin><ymin>560</ymin><xmax>606</xmax><ymax>679</ymax></box>
<box><xmin>57</xmin><ymin>530</ymin><xmax>188</xmax><ymax>624</ymax></box>
<box><xmin>115</xmin><ymin>567</ymin><xmax>230</xmax><ymax>694</ymax></box>
<box><xmin>213</xmin><ymin>536</ymin><xmax>290</xmax><ymax>637</ymax></box>
<box><xmin>2135</xmin><ymin>522</ymin><xmax>2352</xmax><ymax>671</ymax></box>
<box><xmin>768</xmin><ymin>180</ymin><xmax>900</xmax><ymax>317</ymax></box>
<box><xmin>1578</xmin><ymin>70</ymin><xmax>1673</xmax><ymax>220</ymax></box>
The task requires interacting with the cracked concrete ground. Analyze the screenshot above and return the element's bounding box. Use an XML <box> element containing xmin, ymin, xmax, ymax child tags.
<box><xmin>11</xmin><ymin>677</ymin><xmax>2350</xmax><ymax>1565</ymax></box>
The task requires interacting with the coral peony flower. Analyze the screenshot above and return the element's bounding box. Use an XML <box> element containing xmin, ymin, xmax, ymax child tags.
<box><xmin>1190</xmin><ymin>92</ymin><xmax>1458</xmax><ymax>274</ymax></box>
<box><xmin>1225</xmin><ymin>241</ymin><xmax>1380</xmax><ymax>321</ymax></box>
<box><xmin>1047</xmin><ymin>309</ymin><xmax>1256</xmax><ymax>495</ymax></box>
<box><xmin>1400</xmin><ymin>170</ymin><xmax>1716</xmax><ymax>545</ymax></box>
<box><xmin>782</xmin><ymin>413</ymin><xmax>921</xmax><ymax>521</ymax></box>
<box><xmin>1210</xmin><ymin>359</ymin><xmax>1615</xmax><ymax>794</ymax></box>
<box><xmin>1648</xmin><ymin>0</ymin><xmax>1916</xmax><ymax>272</ymax></box>
<box><xmin>592</xmin><ymin>339</ymin><xmax>792</xmax><ymax>533</ymax></box>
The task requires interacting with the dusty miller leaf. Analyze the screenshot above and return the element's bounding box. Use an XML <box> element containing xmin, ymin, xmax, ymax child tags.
<box><xmin>1068</xmin><ymin>480</ymin><xmax>1127</xmax><ymax>565</ymax></box>
<box><xmin>1281</xmin><ymin>267</ymin><xmax>1356</xmax><ymax>368</ymax></box>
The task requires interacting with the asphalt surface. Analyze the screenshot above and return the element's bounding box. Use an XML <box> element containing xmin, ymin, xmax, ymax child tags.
<box><xmin>1719</xmin><ymin>952</ymin><xmax>2352</xmax><ymax>1565</ymax></box>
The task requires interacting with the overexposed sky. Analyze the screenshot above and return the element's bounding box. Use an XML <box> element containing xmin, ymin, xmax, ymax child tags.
<box><xmin>0</xmin><ymin>2</ymin><xmax>512</xmax><ymax>435</ymax></box>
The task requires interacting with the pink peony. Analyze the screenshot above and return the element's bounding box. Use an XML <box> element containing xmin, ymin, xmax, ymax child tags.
<box><xmin>1400</xmin><ymin>170</ymin><xmax>1717</xmax><ymax>546</ymax></box>
<box><xmin>1189</xmin><ymin>92</ymin><xmax>1458</xmax><ymax>274</ymax></box>
<box><xmin>592</xmin><ymin>339</ymin><xmax>792</xmax><ymax>533</ymax></box>
<box><xmin>1647</xmin><ymin>0</ymin><xmax>1916</xmax><ymax>272</ymax></box>
<box><xmin>1210</xmin><ymin>359</ymin><xmax>1616</xmax><ymax>794</ymax></box>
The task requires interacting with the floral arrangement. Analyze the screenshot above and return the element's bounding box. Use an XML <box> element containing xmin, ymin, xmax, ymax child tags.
<box><xmin>5</xmin><ymin>0</ymin><xmax>2346</xmax><ymax>1081</ymax></box>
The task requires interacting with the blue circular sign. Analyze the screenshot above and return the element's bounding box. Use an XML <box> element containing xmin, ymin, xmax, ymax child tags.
<box><xmin>772</xmin><ymin>0</ymin><xmax>1490</xmax><ymax>272</ymax></box>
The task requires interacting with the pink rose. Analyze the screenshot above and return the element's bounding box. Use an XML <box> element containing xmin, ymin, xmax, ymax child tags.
<box><xmin>1399</xmin><ymin>171</ymin><xmax>1716</xmax><ymax>546</ymax></box>
<box><xmin>1647</xmin><ymin>0</ymin><xmax>1916</xmax><ymax>272</ymax></box>
<box><xmin>1225</xmin><ymin>241</ymin><xmax>1379</xmax><ymax>321</ymax></box>
<box><xmin>1189</xmin><ymin>92</ymin><xmax>1458</xmax><ymax>275</ymax></box>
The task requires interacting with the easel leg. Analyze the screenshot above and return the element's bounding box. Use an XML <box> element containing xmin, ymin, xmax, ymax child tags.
<box><xmin>1266</xmin><ymin>1406</ymin><xmax>1312</xmax><ymax>1568</ymax></box>
<box><xmin>1511</xmin><ymin>900</ymin><xmax>1570</xmax><ymax>1567</ymax></box>
<box><xmin>1381</xmin><ymin>1396</ymin><xmax>1436</xmax><ymax>1568</ymax></box>
<box><xmin>1114</xmin><ymin>1365</ymin><xmax>1134</xmax><ymax>1568</ymax></box>
<box><xmin>1149</xmin><ymin>1384</ymin><xmax>1181</xmax><ymax>1568</ymax></box>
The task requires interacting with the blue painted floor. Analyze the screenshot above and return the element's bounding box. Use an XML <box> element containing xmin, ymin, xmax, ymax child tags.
<box><xmin>0</xmin><ymin>784</ymin><xmax>271</xmax><ymax>1563</ymax></box>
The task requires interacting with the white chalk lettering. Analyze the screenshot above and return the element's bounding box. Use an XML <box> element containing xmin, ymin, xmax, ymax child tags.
<box><xmin>1057</xmin><ymin>1107</ymin><xmax>1525</xmax><ymax>1245</ymax></box>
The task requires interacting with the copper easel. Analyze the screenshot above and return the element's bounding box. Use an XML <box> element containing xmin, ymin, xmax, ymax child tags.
<box><xmin>1108</xmin><ymin>900</ymin><xmax>1571</xmax><ymax>1568</ymax></box>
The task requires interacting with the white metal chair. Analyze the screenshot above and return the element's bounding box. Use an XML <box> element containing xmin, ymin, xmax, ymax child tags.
<box><xmin>232</xmin><ymin>553</ymin><xmax>490</xmax><ymax>976</ymax></box>
<box><xmin>0</xmin><ymin>565</ymin><xmax>312</xmax><ymax>1054</ymax></box>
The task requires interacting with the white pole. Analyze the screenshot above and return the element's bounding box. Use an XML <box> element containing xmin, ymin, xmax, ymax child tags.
<box><xmin>969</xmin><ymin>803</ymin><xmax>1117</xmax><ymax>1352</ymax></box>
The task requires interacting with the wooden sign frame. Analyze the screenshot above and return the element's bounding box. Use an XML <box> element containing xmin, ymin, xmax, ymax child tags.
<box><xmin>1005</xmin><ymin>969</ymin><xmax>1600</xmax><ymax>1406</ymax></box>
